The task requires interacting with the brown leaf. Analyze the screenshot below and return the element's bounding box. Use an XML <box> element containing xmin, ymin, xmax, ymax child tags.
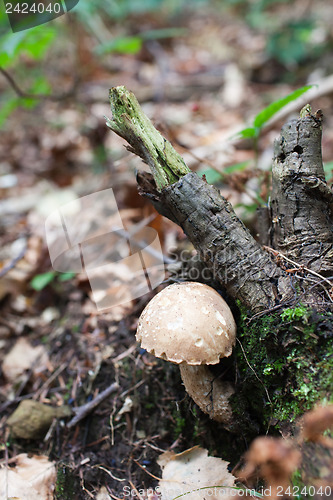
<box><xmin>301</xmin><ymin>405</ymin><xmax>333</xmax><ymax>444</ymax></box>
<box><xmin>158</xmin><ymin>446</ymin><xmax>236</xmax><ymax>500</ymax></box>
<box><xmin>238</xmin><ymin>437</ymin><xmax>301</xmax><ymax>499</ymax></box>
<box><xmin>2</xmin><ymin>337</ymin><xmax>49</xmax><ymax>382</ymax></box>
<box><xmin>0</xmin><ymin>454</ymin><xmax>56</xmax><ymax>500</ymax></box>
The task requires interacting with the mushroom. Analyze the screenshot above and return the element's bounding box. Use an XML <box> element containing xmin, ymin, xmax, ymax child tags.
<box><xmin>136</xmin><ymin>282</ymin><xmax>236</xmax><ymax>423</ymax></box>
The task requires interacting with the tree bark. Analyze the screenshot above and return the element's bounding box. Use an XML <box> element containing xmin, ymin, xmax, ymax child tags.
<box><xmin>137</xmin><ymin>170</ymin><xmax>294</xmax><ymax>314</ymax></box>
<box><xmin>271</xmin><ymin>115</ymin><xmax>333</xmax><ymax>275</ymax></box>
<box><xmin>106</xmin><ymin>86</ymin><xmax>332</xmax><ymax>488</ymax></box>
<box><xmin>106</xmin><ymin>86</ymin><xmax>332</xmax><ymax>315</ymax></box>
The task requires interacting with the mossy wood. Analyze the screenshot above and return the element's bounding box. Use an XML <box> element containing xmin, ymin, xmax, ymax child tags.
<box><xmin>106</xmin><ymin>86</ymin><xmax>191</xmax><ymax>191</ymax></box>
<box><xmin>107</xmin><ymin>86</ymin><xmax>332</xmax><ymax>314</ymax></box>
<box><xmin>107</xmin><ymin>87</ymin><xmax>333</xmax><ymax>484</ymax></box>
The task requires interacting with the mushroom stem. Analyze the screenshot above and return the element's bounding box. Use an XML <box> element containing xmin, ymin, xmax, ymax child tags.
<box><xmin>179</xmin><ymin>365</ymin><xmax>235</xmax><ymax>424</ymax></box>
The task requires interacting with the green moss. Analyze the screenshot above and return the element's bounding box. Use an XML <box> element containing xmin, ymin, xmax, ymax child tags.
<box><xmin>175</xmin><ymin>416</ymin><xmax>187</xmax><ymax>436</ymax></box>
<box><xmin>55</xmin><ymin>463</ymin><xmax>79</xmax><ymax>500</ymax></box>
<box><xmin>280</xmin><ymin>305</ymin><xmax>310</xmax><ymax>322</ymax></box>
<box><xmin>233</xmin><ymin>305</ymin><xmax>333</xmax><ymax>431</ymax></box>
<box><xmin>107</xmin><ymin>86</ymin><xmax>191</xmax><ymax>190</ymax></box>
<box><xmin>291</xmin><ymin>470</ymin><xmax>307</xmax><ymax>498</ymax></box>
<box><xmin>144</xmin><ymin>402</ymin><xmax>155</xmax><ymax>410</ymax></box>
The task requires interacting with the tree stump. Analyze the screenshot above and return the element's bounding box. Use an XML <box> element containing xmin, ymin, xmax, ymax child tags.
<box><xmin>106</xmin><ymin>87</ymin><xmax>333</xmax><ymax>486</ymax></box>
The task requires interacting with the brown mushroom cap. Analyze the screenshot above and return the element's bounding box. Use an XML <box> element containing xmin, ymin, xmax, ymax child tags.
<box><xmin>136</xmin><ymin>282</ymin><xmax>236</xmax><ymax>365</ymax></box>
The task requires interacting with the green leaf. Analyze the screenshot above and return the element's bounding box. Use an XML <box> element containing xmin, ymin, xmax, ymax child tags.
<box><xmin>235</xmin><ymin>127</ymin><xmax>257</xmax><ymax>139</ymax></box>
<box><xmin>200</xmin><ymin>169</ymin><xmax>223</xmax><ymax>184</ymax></box>
<box><xmin>23</xmin><ymin>28</ymin><xmax>55</xmax><ymax>59</ymax></box>
<box><xmin>30</xmin><ymin>271</ymin><xmax>56</xmax><ymax>291</ymax></box>
<box><xmin>141</xmin><ymin>27</ymin><xmax>188</xmax><ymax>40</ymax></box>
<box><xmin>58</xmin><ymin>272</ymin><xmax>76</xmax><ymax>282</ymax></box>
<box><xmin>21</xmin><ymin>97</ymin><xmax>38</xmax><ymax>109</ymax></box>
<box><xmin>21</xmin><ymin>76</ymin><xmax>51</xmax><ymax>109</ymax></box>
<box><xmin>0</xmin><ymin>26</ymin><xmax>55</xmax><ymax>69</ymax></box>
<box><xmin>96</xmin><ymin>27</ymin><xmax>186</xmax><ymax>56</ymax></box>
<box><xmin>253</xmin><ymin>85</ymin><xmax>314</xmax><ymax>129</ymax></box>
<box><xmin>0</xmin><ymin>97</ymin><xmax>20</xmax><ymax>127</ymax></box>
<box><xmin>0</xmin><ymin>31</ymin><xmax>25</xmax><ymax>68</ymax></box>
<box><xmin>0</xmin><ymin>51</ymin><xmax>10</xmax><ymax>66</ymax></box>
<box><xmin>323</xmin><ymin>161</ymin><xmax>333</xmax><ymax>181</ymax></box>
<box><xmin>234</xmin><ymin>202</ymin><xmax>259</xmax><ymax>214</ymax></box>
<box><xmin>224</xmin><ymin>161</ymin><xmax>250</xmax><ymax>174</ymax></box>
<box><xmin>96</xmin><ymin>36</ymin><xmax>142</xmax><ymax>55</ymax></box>
<box><xmin>200</xmin><ymin>162</ymin><xmax>250</xmax><ymax>184</ymax></box>
<box><xmin>267</xmin><ymin>19</ymin><xmax>315</xmax><ymax>66</ymax></box>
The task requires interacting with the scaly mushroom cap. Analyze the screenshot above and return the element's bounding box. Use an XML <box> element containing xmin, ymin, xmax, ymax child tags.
<box><xmin>136</xmin><ymin>282</ymin><xmax>236</xmax><ymax>365</ymax></box>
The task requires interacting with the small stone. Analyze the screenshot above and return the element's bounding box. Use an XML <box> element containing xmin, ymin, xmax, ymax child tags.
<box><xmin>7</xmin><ymin>400</ymin><xmax>72</xmax><ymax>439</ymax></box>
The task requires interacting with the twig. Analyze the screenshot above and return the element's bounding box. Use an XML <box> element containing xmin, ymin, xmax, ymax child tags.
<box><xmin>106</xmin><ymin>86</ymin><xmax>191</xmax><ymax>191</ymax></box>
<box><xmin>107</xmin><ymin>488</ymin><xmax>124</xmax><ymax>500</ymax></box>
<box><xmin>67</xmin><ymin>382</ymin><xmax>119</xmax><ymax>428</ymax></box>
<box><xmin>236</xmin><ymin>338</ymin><xmax>272</xmax><ymax>406</ymax></box>
<box><xmin>70</xmin><ymin>435</ymin><xmax>110</xmax><ymax>453</ymax></box>
<box><xmin>129</xmin><ymin>480</ymin><xmax>145</xmax><ymax>500</ymax></box>
<box><xmin>111</xmin><ymin>343</ymin><xmax>137</xmax><ymax>364</ymax></box>
<box><xmin>263</xmin><ymin>245</ymin><xmax>333</xmax><ymax>289</ymax></box>
<box><xmin>119</xmin><ymin>379</ymin><xmax>145</xmax><ymax>399</ymax></box>
<box><xmin>34</xmin><ymin>363</ymin><xmax>67</xmax><ymax>400</ymax></box>
<box><xmin>112</xmin><ymin>227</ymin><xmax>173</xmax><ymax>265</ymax></box>
<box><xmin>80</xmin><ymin>475</ymin><xmax>94</xmax><ymax>499</ymax></box>
<box><xmin>93</xmin><ymin>465</ymin><xmax>126</xmax><ymax>482</ymax></box>
<box><xmin>133</xmin><ymin>459</ymin><xmax>162</xmax><ymax>481</ymax></box>
<box><xmin>0</xmin><ymin>67</ymin><xmax>79</xmax><ymax>102</ymax></box>
<box><xmin>4</xmin><ymin>428</ymin><xmax>9</xmax><ymax>500</ymax></box>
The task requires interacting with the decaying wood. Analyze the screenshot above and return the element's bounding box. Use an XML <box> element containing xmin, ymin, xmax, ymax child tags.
<box><xmin>67</xmin><ymin>382</ymin><xmax>119</xmax><ymax>429</ymax></box>
<box><xmin>106</xmin><ymin>86</ymin><xmax>191</xmax><ymax>191</ymax></box>
<box><xmin>271</xmin><ymin>114</ymin><xmax>333</xmax><ymax>274</ymax></box>
<box><xmin>106</xmin><ymin>86</ymin><xmax>332</xmax><ymax>314</ymax></box>
<box><xmin>106</xmin><ymin>87</ymin><xmax>333</xmax><ymax>488</ymax></box>
<box><xmin>137</xmin><ymin>171</ymin><xmax>294</xmax><ymax>314</ymax></box>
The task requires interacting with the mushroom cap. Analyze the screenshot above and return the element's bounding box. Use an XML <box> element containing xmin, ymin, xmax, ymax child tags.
<box><xmin>136</xmin><ymin>282</ymin><xmax>236</xmax><ymax>365</ymax></box>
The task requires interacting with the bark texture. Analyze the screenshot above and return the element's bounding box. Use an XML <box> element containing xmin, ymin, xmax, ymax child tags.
<box><xmin>271</xmin><ymin>114</ymin><xmax>333</xmax><ymax>275</ymax></box>
<box><xmin>106</xmin><ymin>86</ymin><xmax>191</xmax><ymax>190</ymax></box>
<box><xmin>106</xmin><ymin>87</ymin><xmax>333</xmax><ymax>485</ymax></box>
<box><xmin>106</xmin><ymin>86</ymin><xmax>333</xmax><ymax>314</ymax></box>
<box><xmin>137</xmin><ymin>171</ymin><xmax>294</xmax><ymax>314</ymax></box>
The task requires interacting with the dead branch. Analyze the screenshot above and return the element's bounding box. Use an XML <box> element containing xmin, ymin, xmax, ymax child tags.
<box><xmin>67</xmin><ymin>382</ymin><xmax>119</xmax><ymax>429</ymax></box>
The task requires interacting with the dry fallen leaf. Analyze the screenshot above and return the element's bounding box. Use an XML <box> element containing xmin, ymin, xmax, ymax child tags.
<box><xmin>95</xmin><ymin>486</ymin><xmax>112</xmax><ymax>499</ymax></box>
<box><xmin>2</xmin><ymin>337</ymin><xmax>49</xmax><ymax>382</ymax></box>
<box><xmin>157</xmin><ymin>446</ymin><xmax>236</xmax><ymax>500</ymax></box>
<box><xmin>238</xmin><ymin>436</ymin><xmax>301</xmax><ymax>499</ymax></box>
<box><xmin>301</xmin><ymin>404</ymin><xmax>333</xmax><ymax>444</ymax></box>
<box><xmin>115</xmin><ymin>396</ymin><xmax>133</xmax><ymax>421</ymax></box>
<box><xmin>0</xmin><ymin>454</ymin><xmax>56</xmax><ymax>500</ymax></box>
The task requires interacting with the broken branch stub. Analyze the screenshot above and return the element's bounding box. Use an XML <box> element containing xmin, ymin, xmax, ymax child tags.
<box><xmin>139</xmin><ymin>171</ymin><xmax>294</xmax><ymax>313</ymax></box>
<box><xmin>106</xmin><ymin>86</ymin><xmax>191</xmax><ymax>191</ymax></box>
<box><xmin>106</xmin><ymin>86</ymin><xmax>331</xmax><ymax>313</ymax></box>
<box><xmin>271</xmin><ymin>114</ymin><xmax>333</xmax><ymax>274</ymax></box>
